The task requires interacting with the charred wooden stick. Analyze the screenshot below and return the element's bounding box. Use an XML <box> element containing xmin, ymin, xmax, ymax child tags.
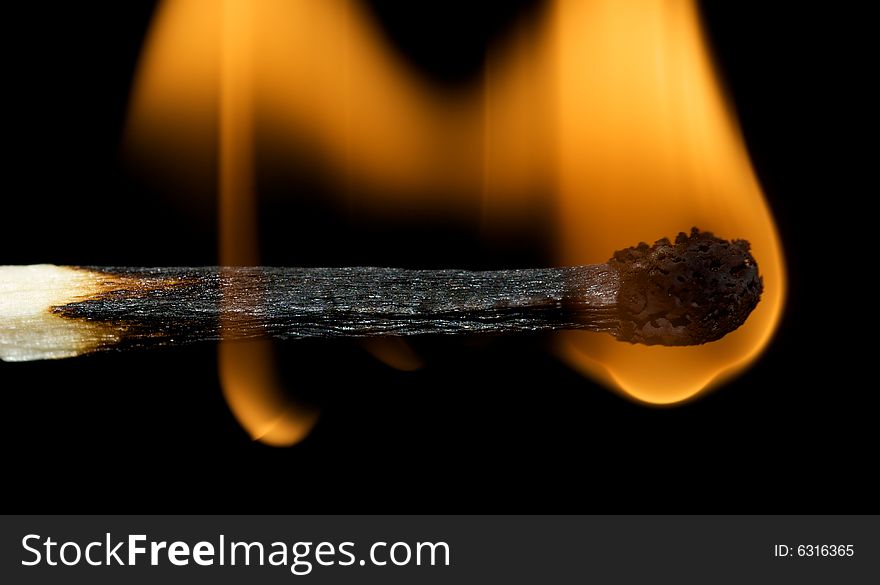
<box><xmin>0</xmin><ymin>229</ymin><xmax>761</xmax><ymax>362</ymax></box>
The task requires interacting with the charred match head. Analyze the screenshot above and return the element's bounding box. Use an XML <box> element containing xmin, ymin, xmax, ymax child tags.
<box><xmin>0</xmin><ymin>228</ymin><xmax>763</xmax><ymax>361</ymax></box>
<box><xmin>609</xmin><ymin>228</ymin><xmax>763</xmax><ymax>346</ymax></box>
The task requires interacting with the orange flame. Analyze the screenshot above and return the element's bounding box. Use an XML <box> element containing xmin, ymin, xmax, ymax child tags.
<box><xmin>127</xmin><ymin>0</ymin><xmax>785</xmax><ymax>426</ymax></box>
<box><xmin>549</xmin><ymin>0</ymin><xmax>785</xmax><ymax>403</ymax></box>
<box><xmin>218</xmin><ymin>0</ymin><xmax>318</xmax><ymax>445</ymax></box>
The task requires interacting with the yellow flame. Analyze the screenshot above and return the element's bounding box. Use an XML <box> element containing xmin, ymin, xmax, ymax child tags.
<box><xmin>128</xmin><ymin>0</ymin><xmax>785</xmax><ymax>413</ymax></box>
<box><xmin>126</xmin><ymin>0</ymin><xmax>220</xmax><ymax>195</ymax></box>
<box><xmin>219</xmin><ymin>0</ymin><xmax>317</xmax><ymax>445</ymax></box>
<box><xmin>219</xmin><ymin>339</ymin><xmax>317</xmax><ymax>446</ymax></box>
<box><xmin>550</xmin><ymin>0</ymin><xmax>784</xmax><ymax>403</ymax></box>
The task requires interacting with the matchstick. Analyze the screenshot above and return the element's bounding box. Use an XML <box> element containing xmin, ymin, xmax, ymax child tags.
<box><xmin>0</xmin><ymin>229</ymin><xmax>761</xmax><ymax>362</ymax></box>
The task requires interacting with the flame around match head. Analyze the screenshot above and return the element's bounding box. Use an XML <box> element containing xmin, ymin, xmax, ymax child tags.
<box><xmin>550</xmin><ymin>0</ymin><xmax>785</xmax><ymax>403</ymax></box>
<box><xmin>128</xmin><ymin>0</ymin><xmax>785</xmax><ymax>409</ymax></box>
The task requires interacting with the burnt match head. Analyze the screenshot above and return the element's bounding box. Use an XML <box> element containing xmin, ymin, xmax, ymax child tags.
<box><xmin>609</xmin><ymin>228</ymin><xmax>763</xmax><ymax>346</ymax></box>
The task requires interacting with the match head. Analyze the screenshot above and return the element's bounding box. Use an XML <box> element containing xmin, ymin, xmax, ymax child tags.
<box><xmin>609</xmin><ymin>228</ymin><xmax>763</xmax><ymax>346</ymax></box>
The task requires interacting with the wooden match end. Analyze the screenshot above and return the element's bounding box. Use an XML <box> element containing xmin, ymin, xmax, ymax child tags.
<box><xmin>0</xmin><ymin>229</ymin><xmax>761</xmax><ymax>362</ymax></box>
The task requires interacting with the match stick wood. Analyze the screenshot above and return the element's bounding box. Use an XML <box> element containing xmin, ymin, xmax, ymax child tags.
<box><xmin>0</xmin><ymin>229</ymin><xmax>762</xmax><ymax>362</ymax></box>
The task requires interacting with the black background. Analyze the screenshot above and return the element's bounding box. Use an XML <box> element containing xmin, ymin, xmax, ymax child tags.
<box><xmin>1</xmin><ymin>1</ymin><xmax>872</xmax><ymax>511</ymax></box>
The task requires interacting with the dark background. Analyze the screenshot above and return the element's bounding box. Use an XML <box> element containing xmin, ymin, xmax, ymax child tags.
<box><xmin>1</xmin><ymin>1</ymin><xmax>872</xmax><ymax>511</ymax></box>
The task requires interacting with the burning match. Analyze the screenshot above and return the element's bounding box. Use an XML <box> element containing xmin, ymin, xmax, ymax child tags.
<box><xmin>0</xmin><ymin>229</ymin><xmax>761</xmax><ymax>362</ymax></box>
